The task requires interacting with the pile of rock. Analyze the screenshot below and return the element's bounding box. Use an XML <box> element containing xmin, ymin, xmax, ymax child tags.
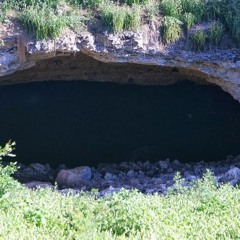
<box><xmin>13</xmin><ymin>154</ymin><xmax>240</xmax><ymax>197</ymax></box>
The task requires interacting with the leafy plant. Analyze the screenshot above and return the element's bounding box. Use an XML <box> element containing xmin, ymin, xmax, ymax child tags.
<box><xmin>160</xmin><ymin>0</ymin><xmax>182</xmax><ymax>18</ymax></box>
<box><xmin>191</xmin><ymin>29</ymin><xmax>206</xmax><ymax>50</ymax></box>
<box><xmin>100</xmin><ymin>2</ymin><xmax>142</xmax><ymax>32</ymax></box>
<box><xmin>0</xmin><ymin>141</ymin><xmax>21</xmax><ymax>197</ymax></box>
<box><xmin>124</xmin><ymin>0</ymin><xmax>149</xmax><ymax>6</ymax></box>
<box><xmin>181</xmin><ymin>12</ymin><xmax>196</xmax><ymax>31</ymax></box>
<box><xmin>209</xmin><ymin>22</ymin><xmax>224</xmax><ymax>46</ymax></box>
<box><xmin>180</xmin><ymin>0</ymin><xmax>204</xmax><ymax>22</ymax></box>
<box><xmin>68</xmin><ymin>0</ymin><xmax>106</xmax><ymax>8</ymax></box>
<box><xmin>144</xmin><ymin>0</ymin><xmax>159</xmax><ymax>20</ymax></box>
<box><xmin>20</xmin><ymin>4</ymin><xmax>66</xmax><ymax>39</ymax></box>
<box><xmin>124</xmin><ymin>4</ymin><xmax>141</xmax><ymax>30</ymax></box>
<box><xmin>162</xmin><ymin>16</ymin><xmax>182</xmax><ymax>43</ymax></box>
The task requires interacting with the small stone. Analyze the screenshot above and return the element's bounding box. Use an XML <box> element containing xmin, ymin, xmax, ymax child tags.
<box><xmin>172</xmin><ymin>159</ymin><xmax>182</xmax><ymax>170</ymax></box>
<box><xmin>30</xmin><ymin>163</ymin><xmax>50</xmax><ymax>175</ymax></box>
<box><xmin>219</xmin><ymin>167</ymin><xmax>240</xmax><ymax>185</ymax></box>
<box><xmin>159</xmin><ymin>160</ymin><xmax>169</xmax><ymax>170</ymax></box>
<box><xmin>119</xmin><ymin>162</ymin><xmax>129</xmax><ymax>170</ymax></box>
<box><xmin>154</xmin><ymin>178</ymin><xmax>165</xmax><ymax>185</ymax></box>
<box><xmin>146</xmin><ymin>189</ymin><xmax>155</xmax><ymax>194</ymax></box>
<box><xmin>25</xmin><ymin>181</ymin><xmax>53</xmax><ymax>189</ymax></box>
<box><xmin>184</xmin><ymin>171</ymin><xmax>194</xmax><ymax>178</ymax></box>
<box><xmin>104</xmin><ymin>172</ymin><xmax>113</xmax><ymax>180</ymax></box>
<box><xmin>172</xmin><ymin>159</ymin><xmax>180</xmax><ymax>165</ymax></box>
<box><xmin>127</xmin><ymin>170</ymin><xmax>135</xmax><ymax>178</ymax></box>
<box><xmin>185</xmin><ymin>175</ymin><xmax>197</xmax><ymax>181</ymax></box>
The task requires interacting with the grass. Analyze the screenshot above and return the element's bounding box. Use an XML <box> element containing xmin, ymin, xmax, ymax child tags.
<box><xmin>191</xmin><ymin>30</ymin><xmax>206</xmax><ymax>51</ymax></box>
<box><xmin>21</xmin><ymin>4</ymin><xmax>66</xmax><ymax>39</ymax></box>
<box><xmin>99</xmin><ymin>2</ymin><xmax>141</xmax><ymax>32</ymax></box>
<box><xmin>0</xmin><ymin>0</ymin><xmax>239</xmax><ymax>48</ymax></box>
<box><xmin>162</xmin><ymin>16</ymin><xmax>182</xmax><ymax>43</ymax></box>
<box><xmin>1</xmin><ymin>142</ymin><xmax>240</xmax><ymax>239</ymax></box>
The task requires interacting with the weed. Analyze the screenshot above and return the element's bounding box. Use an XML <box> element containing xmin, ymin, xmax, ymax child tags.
<box><xmin>100</xmin><ymin>2</ymin><xmax>142</xmax><ymax>32</ymax></box>
<box><xmin>160</xmin><ymin>0</ymin><xmax>182</xmax><ymax>18</ymax></box>
<box><xmin>20</xmin><ymin>4</ymin><xmax>66</xmax><ymax>39</ymax></box>
<box><xmin>162</xmin><ymin>16</ymin><xmax>182</xmax><ymax>43</ymax></box>
<box><xmin>191</xmin><ymin>29</ymin><xmax>206</xmax><ymax>50</ymax></box>
<box><xmin>144</xmin><ymin>0</ymin><xmax>159</xmax><ymax>21</ymax></box>
<box><xmin>124</xmin><ymin>4</ymin><xmax>141</xmax><ymax>30</ymax></box>
<box><xmin>124</xmin><ymin>0</ymin><xmax>149</xmax><ymax>6</ymax></box>
<box><xmin>209</xmin><ymin>22</ymin><xmax>224</xmax><ymax>46</ymax></box>
<box><xmin>181</xmin><ymin>12</ymin><xmax>196</xmax><ymax>31</ymax></box>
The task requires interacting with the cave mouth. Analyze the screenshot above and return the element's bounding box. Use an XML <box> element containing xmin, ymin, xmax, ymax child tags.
<box><xmin>0</xmin><ymin>80</ymin><xmax>240</xmax><ymax>168</ymax></box>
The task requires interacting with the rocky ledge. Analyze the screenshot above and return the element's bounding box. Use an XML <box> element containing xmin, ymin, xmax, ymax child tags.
<box><xmin>1</xmin><ymin>23</ymin><xmax>240</xmax><ymax>102</ymax></box>
<box><xmin>13</xmin><ymin>155</ymin><xmax>240</xmax><ymax>197</ymax></box>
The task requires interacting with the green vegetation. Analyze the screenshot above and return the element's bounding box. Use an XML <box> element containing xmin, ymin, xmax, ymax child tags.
<box><xmin>1</xmin><ymin>142</ymin><xmax>240</xmax><ymax>239</ymax></box>
<box><xmin>100</xmin><ymin>3</ymin><xmax>141</xmax><ymax>32</ymax></box>
<box><xmin>21</xmin><ymin>5</ymin><xmax>66</xmax><ymax>39</ymax></box>
<box><xmin>162</xmin><ymin>16</ymin><xmax>182</xmax><ymax>43</ymax></box>
<box><xmin>0</xmin><ymin>0</ymin><xmax>239</xmax><ymax>48</ymax></box>
<box><xmin>209</xmin><ymin>22</ymin><xmax>225</xmax><ymax>46</ymax></box>
<box><xmin>191</xmin><ymin>30</ymin><xmax>206</xmax><ymax>51</ymax></box>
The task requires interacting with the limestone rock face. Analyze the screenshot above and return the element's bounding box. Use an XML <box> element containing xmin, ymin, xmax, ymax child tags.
<box><xmin>0</xmin><ymin>26</ymin><xmax>240</xmax><ymax>102</ymax></box>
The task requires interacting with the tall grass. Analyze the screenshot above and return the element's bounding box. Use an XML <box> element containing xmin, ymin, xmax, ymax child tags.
<box><xmin>191</xmin><ymin>30</ymin><xmax>206</xmax><ymax>51</ymax></box>
<box><xmin>159</xmin><ymin>0</ymin><xmax>240</xmax><ymax>45</ymax></box>
<box><xmin>124</xmin><ymin>0</ymin><xmax>149</xmax><ymax>6</ymax></box>
<box><xmin>209</xmin><ymin>22</ymin><xmax>224</xmax><ymax>46</ymax></box>
<box><xmin>1</xmin><ymin>0</ymin><xmax>240</xmax><ymax>45</ymax></box>
<box><xmin>162</xmin><ymin>16</ymin><xmax>182</xmax><ymax>43</ymax></box>
<box><xmin>100</xmin><ymin>2</ymin><xmax>142</xmax><ymax>32</ymax></box>
<box><xmin>68</xmin><ymin>0</ymin><xmax>107</xmax><ymax>8</ymax></box>
<box><xmin>21</xmin><ymin>4</ymin><xmax>66</xmax><ymax>39</ymax></box>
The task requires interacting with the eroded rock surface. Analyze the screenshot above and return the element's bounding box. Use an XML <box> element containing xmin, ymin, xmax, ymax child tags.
<box><xmin>0</xmin><ymin>25</ymin><xmax>240</xmax><ymax>102</ymax></box>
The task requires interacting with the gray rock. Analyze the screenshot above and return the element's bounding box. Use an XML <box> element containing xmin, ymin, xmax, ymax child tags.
<box><xmin>104</xmin><ymin>172</ymin><xmax>113</xmax><ymax>180</ymax></box>
<box><xmin>167</xmin><ymin>168</ymin><xmax>174</xmax><ymax>173</ymax></box>
<box><xmin>172</xmin><ymin>159</ymin><xmax>180</xmax><ymax>165</ymax></box>
<box><xmin>159</xmin><ymin>160</ymin><xmax>168</xmax><ymax>170</ymax></box>
<box><xmin>25</xmin><ymin>181</ymin><xmax>53</xmax><ymax>189</ymax></box>
<box><xmin>219</xmin><ymin>167</ymin><xmax>240</xmax><ymax>185</ymax></box>
<box><xmin>154</xmin><ymin>178</ymin><xmax>165</xmax><ymax>185</ymax></box>
<box><xmin>146</xmin><ymin>189</ymin><xmax>155</xmax><ymax>194</ymax></box>
<box><xmin>171</xmin><ymin>159</ymin><xmax>182</xmax><ymax>170</ymax></box>
<box><xmin>185</xmin><ymin>175</ymin><xmax>197</xmax><ymax>181</ymax></box>
<box><xmin>30</xmin><ymin>163</ymin><xmax>51</xmax><ymax>175</ymax></box>
<box><xmin>99</xmin><ymin>186</ymin><xmax>121</xmax><ymax>197</ymax></box>
<box><xmin>127</xmin><ymin>170</ymin><xmax>135</xmax><ymax>178</ymax></box>
<box><xmin>55</xmin><ymin>166</ymin><xmax>91</xmax><ymax>187</ymax></box>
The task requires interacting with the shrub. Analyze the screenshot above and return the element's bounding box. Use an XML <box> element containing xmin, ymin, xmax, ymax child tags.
<box><xmin>124</xmin><ymin>4</ymin><xmax>141</xmax><ymax>30</ymax></box>
<box><xmin>124</xmin><ymin>0</ymin><xmax>149</xmax><ymax>6</ymax></box>
<box><xmin>100</xmin><ymin>2</ymin><xmax>142</xmax><ymax>32</ymax></box>
<box><xmin>209</xmin><ymin>22</ymin><xmax>224</xmax><ymax>46</ymax></box>
<box><xmin>160</xmin><ymin>0</ymin><xmax>182</xmax><ymax>18</ymax></box>
<box><xmin>180</xmin><ymin>0</ymin><xmax>204</xmax><ymax>22</ymax></box>
<box><xmin>20</xmin><ymin>5</ymin><xmax>66</xmax><ymax>39</ymax></box>
<box><xmin>162</xmin><ymin>16</ymin><xmax>182</xmax><ymax>43</ymax></box>
<box><xmin>144</xmin><ymin>0</ymin><xmax>159</xmax><ymax>21</ymax></box>
<box><xmin>191</xmin><ymin>29</ymin><xmax>206</xmax><ymax>50</ymax></box>
<box><xmin>181</xmin><ymin>12</ymin><xmax>196</xmax><ymax>31</ymax></box>
<box><xmin>68</xmin><ymin>0</ymin><xmax>106</xmax><ymax>8</ymax></box>
<box><xmin>0</xmin><ymin>141</ymin><xmax>22</xmax><ymax>197</ymax></box>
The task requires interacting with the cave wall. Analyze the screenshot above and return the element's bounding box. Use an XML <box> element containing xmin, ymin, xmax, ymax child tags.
<box><xmin>0</xmin><ymin>52</ymin><xmax>210</xmax><ymax>87</ymax></box>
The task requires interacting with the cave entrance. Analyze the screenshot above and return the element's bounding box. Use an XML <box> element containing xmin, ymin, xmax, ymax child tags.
<box><xmin>0</xmin><ymin>80</ymin><xmax>240</xmax><ymax>167</ymax></box>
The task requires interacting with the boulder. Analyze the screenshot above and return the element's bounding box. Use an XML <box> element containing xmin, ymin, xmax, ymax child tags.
<box><xmin>55</xmin><ymin>166</ymin><xmax>91</xmax><ymax>187</ymax></box>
